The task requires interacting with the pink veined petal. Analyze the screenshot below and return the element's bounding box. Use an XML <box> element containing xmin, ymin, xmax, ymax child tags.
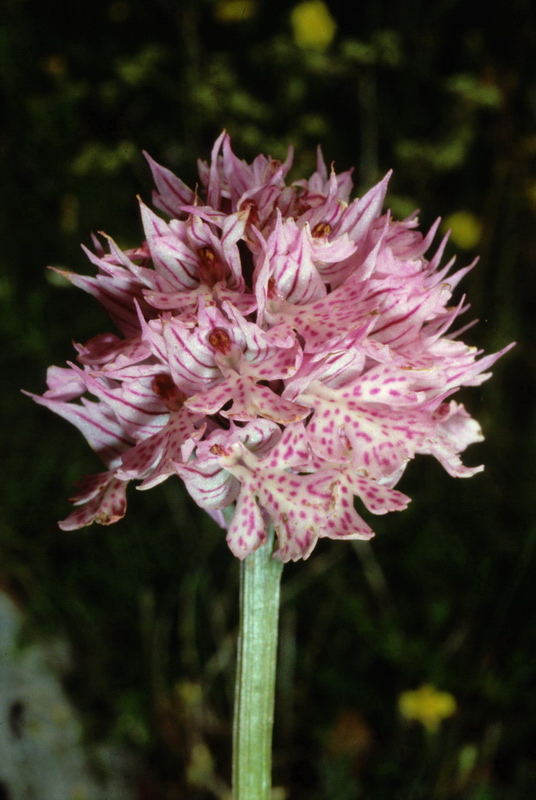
<box><xmin>52</xmin><ymin>267</ymin><xmax>149</xmax><ymax>338</ymax></box>
<box><xmin>219</xmin><ymin>210</ymin><xmax>250</xmax><ymax>288</ymax></box>
<box><xmin>68</xmin><ymin>366</ymin><xmax>170</xmax><ymax>441</ymax></box>
<box><xmin>74</xmin><ymin>334</ymin><xmax>151</xmax><ymax>370</ymax></box>
<box><xmin>26</xmin><ymin>391</ymin><xmax>132</xmax><ymax>468</ymax></box>
<box><xmin>242</xmin><ymin>183</ymin><xmax>292</xmax><ymax>233</ymax></box>
<box><xmin>143</xmin><ymin>282</ymin><xmax>257</xmax><ymax>320</ymax></box>
<box><xmin>309</xmin><ymin>232</ymin><xmax>359</xmax><ymax>280</ymax></box>
<box><xmin>41</xmin><ymin>365</ymin><xmax>87</xmax><ymax>400</ymax></box>
<box><xmin>176</xmin><ymin>457</ymin><xmax>242</xmax><ymax>510</ymax></box>
<box><xmin>283</xmin><ymin>347</ymin><xmax>367</xmax><ymax>399</ymax></box>
<box><xmin>143</xmin><ymin>150</ymin><xmax>195</xmax><ymax>216</ymax></box>
<box><xmin>263</xmin><ymin>214</ymin><xmax>328</xmax><ymax>306</ymax></box>
<box><xmin>335</xmin><ymin>172</ymin><xmax>391</xmax><ymax>241</ymax></box>
<box><xmin>82</xmin><ymin>236</ymin><xmax>177</xmax><ymax>295</ymax></box>
<box><xmin>435</xmin><ymin>342</ymin><xmax>516</xmax><ymax>393</ymax></box>
<box><xmin>147</xmin><ymin>314</ymin><xmax>222</xmax><ymax>394</ymax></box>
<box><xmin>232</xmin><ymin>336</ymin><xmax>303</xmax><ymax>382</ymax></box>
<box><xmin>204</xmin><ymin>130</ymin><xmax>228</xmax><ymax>208</ymax></box>
<box><xmin>434</xmin><ymin>401</ymin><xmax>484</xmax><ymax>451</ymax></box>
<box><xmin>214</xmin><ymin>284</ymin><xmax>259</xmax><ymax>315</ymax></box>
<box><xmin>368</xmin><ymin>277</ymin><xmax>453</xmax><ymax>348</ymax></box>
<box><xmin>117</xmin><ymin>408</ymin><xmax>205</xmax><ymax>488</ymax></box>
<box><xmin>183</xmin><ymin>320</ymin><xmax>307</xmax><ymax>422</ymax></box>
<box><xmin>139</xmin><ymin>201</ymin><xmax>201</xmax><ymax>290</ymax></box>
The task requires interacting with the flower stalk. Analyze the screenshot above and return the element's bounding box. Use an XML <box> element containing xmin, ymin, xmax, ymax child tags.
<box><xmin>233</xmin><ymin>525</ymin><xmax>283</xmax><ymax>800</ymax></box>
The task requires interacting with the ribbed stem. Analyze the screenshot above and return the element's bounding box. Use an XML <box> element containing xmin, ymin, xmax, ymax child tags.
<box><xmin>232</xmin><ymin>528</ymin><xmax>283</xmax><ymax>800</ymax></box>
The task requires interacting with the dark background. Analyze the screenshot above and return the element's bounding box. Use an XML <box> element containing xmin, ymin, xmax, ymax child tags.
<box><xmin>2</xmin><ymin>0</ymin><xmax>535</xmax><ymax>797</ymax></box>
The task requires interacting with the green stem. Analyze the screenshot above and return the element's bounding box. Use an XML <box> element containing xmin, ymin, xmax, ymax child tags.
<box><xmin>232</xmin><ymin>526</ymin><xmax>283</xmax><ymax>800</ymax></box>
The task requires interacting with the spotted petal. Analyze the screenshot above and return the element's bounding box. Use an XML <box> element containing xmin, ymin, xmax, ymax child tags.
<box><xmin>221</xmin><ymin>425</ymin><xmax>338</xmax><ymax>561</ymax></box>
<box><xmin>117</xmin><ymin>408</ymin><xmax>205</xmax><ymax>488</ymax></box>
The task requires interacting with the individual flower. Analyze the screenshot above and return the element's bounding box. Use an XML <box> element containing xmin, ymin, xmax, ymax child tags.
<box><xmin>290</xmin><ymin>1</ymin><xmax>337</xmax><ymax>51</ymax></box>
<box><xmin>398</xmin><ymin>684</ymin><xmax>457</xmax><ymax>733</ymax></box>
<box><xmin>442</xmin><ymin>210</ymin><xmax>482</xmax><ymax>250</ymax></box>
<box><xmin>27</xmin><ymin>132</ymin><xmax>514</xmax><ymax>561</ymax></box>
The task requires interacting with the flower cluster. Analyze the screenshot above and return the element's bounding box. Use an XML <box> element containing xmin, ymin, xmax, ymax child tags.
<box><xmin>29</xmin><ymin>133</ymin><xmax>513</xmax><ymax>561</ymax></box>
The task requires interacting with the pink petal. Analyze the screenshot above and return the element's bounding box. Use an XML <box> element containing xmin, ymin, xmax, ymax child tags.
<box><xmin>117</xmin><ymin>408</ymin><xmax>205</xmax><ymax>487</ymax></box>
<box><xmin>143</xmin><ymin>151</ymin><xmax>195</xmax><ymax>216</ymax></box>
<box><xmin>139</xmin><ymin>202</ymin><xmax>200</xmax><ymax>290</ymax></box>
<box><xmin>186</xmin><ymin>371</ymin><xmax>310</xmax><ymax>424</ymax></box>
<box><xmin>68</xmin><ymin>366</ymin><xmax>170</xmax><ymax>440</ymax></box>
<box><xmin>27</xmin><ymin>391</ymin><xmax>132</xmax><ymax>467</ymax></box>
<box><xmin>59</xmin><ymin>472</ymin><xmax>128</xmax><ymax>530</ymax></box>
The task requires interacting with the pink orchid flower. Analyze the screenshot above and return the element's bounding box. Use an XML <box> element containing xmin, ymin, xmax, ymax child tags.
<box><xmin>27</xmin><ymin>132</ymin><xmax>514</xmax><ymax>561</ymax></box>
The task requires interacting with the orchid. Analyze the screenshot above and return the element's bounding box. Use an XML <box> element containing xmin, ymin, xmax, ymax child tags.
<box><xmin>28</xmin><ymin>133</ymin><xmax>514</xmax><ymax>799</ymax></box>
<box><xmin>29</xmin><ymin>132</ymin><xmax>512</xmax><ymax>562</ymax></box>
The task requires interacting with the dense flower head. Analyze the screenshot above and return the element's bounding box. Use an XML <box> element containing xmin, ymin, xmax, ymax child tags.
<box><xmin>28</xmin><ymin>132</ymin><xmax>513</xmax><ymax>561</ymax></box>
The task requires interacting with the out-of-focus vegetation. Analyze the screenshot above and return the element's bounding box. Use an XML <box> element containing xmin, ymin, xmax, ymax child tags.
<box><xmin>2</xmin><ymin>0</ymin><xmax>535</xmax><ymax>797</ymax></box>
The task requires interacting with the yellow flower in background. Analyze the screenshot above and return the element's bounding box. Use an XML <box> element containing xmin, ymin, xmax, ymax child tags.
<box><xmin>215</xmin><ymin>0</ymin><xmax>255</xmax><ymax>23</ymax></box>
<box><xmin>443</xmin><ymin>211</ymin><xmax>482</xmax><ymax>250</ymax></box>
<box><xmin>290</xmin><ymin>1</ymin><xmax>337</xmax><ymax>51</ymax></box>
<box><xmin>398</xmin><ymin>684</ymin><xmax>457</xmax><ymax>733</ymax></box>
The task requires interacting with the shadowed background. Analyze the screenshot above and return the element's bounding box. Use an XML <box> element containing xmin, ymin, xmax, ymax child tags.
<box><xmin>2</xmin><ymin>0</ymin><xmax>535</xmax><ymax>797</ymax></box>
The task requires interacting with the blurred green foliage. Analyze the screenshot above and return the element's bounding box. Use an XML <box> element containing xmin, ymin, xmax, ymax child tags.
<box><xmin>2</xmin><ymin>0</ymin><xmax>536</xmax><ymax>798</ymax></box>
